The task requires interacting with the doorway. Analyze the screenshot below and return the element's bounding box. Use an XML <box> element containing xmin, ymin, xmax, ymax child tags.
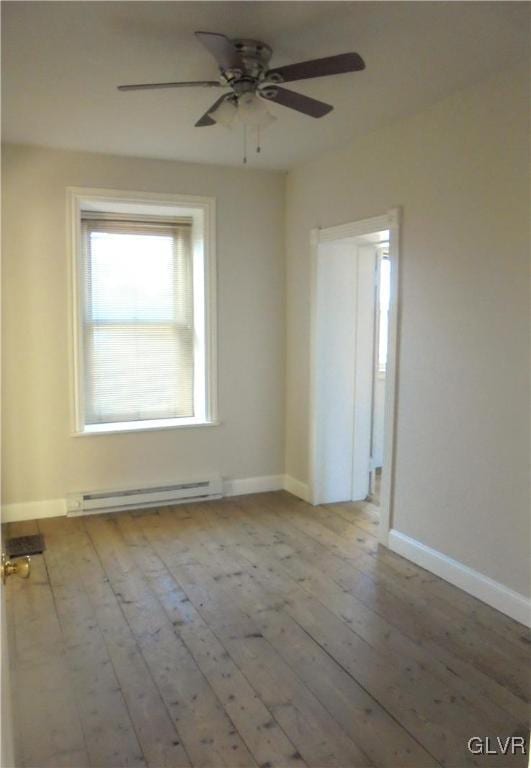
<box><xmin>309</xmin><ymin>210</ymin><xmax>399</xmax><ymax>544</ymax></box>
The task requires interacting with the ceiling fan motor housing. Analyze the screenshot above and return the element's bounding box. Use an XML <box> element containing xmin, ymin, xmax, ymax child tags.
<box><xmin>224</xmin><ymin>39</ymin><xmax>273</xmax><ymax>84</ymax></box>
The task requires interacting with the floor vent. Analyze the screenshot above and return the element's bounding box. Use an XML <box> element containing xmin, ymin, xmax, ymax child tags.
<box><xmin>5</xmin><ymin>534</ymin><xmax>45</xmax><ymax>557</ymax></box>
<box><xmin>66</xmin><ymin>475</ymin><xmax>222</xmax><ymax>516</ymax></box>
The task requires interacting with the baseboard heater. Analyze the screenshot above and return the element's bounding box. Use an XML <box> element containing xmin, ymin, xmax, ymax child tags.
<box><xmin>66</xmin><ymin>475</ymin><xmax>223</xmax><ymax>516</ymax></box>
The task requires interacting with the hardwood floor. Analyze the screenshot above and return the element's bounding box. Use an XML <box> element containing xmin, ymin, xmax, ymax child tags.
<box><xmin>5</xmin><ymin>492</ymin><xmax>530</xmax><ymax>768</ymax></box>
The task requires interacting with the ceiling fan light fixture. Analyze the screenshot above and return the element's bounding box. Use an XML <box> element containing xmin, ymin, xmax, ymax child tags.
<box><xmin>211</xmin><ymin>97</ymin><xmax>238</xmax><ymax>127</ymax></box>
<box><xmin>237</xmin><ymin>93</ymin><xmax>276</xmax><ymax>128</ymax></box>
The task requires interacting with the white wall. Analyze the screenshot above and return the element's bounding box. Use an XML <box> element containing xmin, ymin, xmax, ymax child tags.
<box><xmin>285</xmin><ymin>65</ymin><xmax>530</xmax><ymax>597</ymax></box>
<box><xmin>2</xmin><ymin>144</ymin><xmax>286</xmax><ymax>508</ymax></box>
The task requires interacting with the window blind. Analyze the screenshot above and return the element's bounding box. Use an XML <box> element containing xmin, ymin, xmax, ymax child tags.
<box><xmin>81</xmin><ymin>218</ymin><xmax>194</xmax><ymax>425</ymax></box>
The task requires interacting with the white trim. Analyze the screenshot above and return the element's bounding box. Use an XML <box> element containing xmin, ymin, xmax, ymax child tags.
<box><xmin>308</xmin><ymin>228</ymin><xmax>320</xmax><ymax>506</ymax></box>
<box><xmin>309</xmin><ymin>208</ymin><xmax>400</xmax><ymax>545</ymax></box>
<box><xmin>378</xmin><ymin>208</ymin><xmax>400</xmax><ymax>544</ymax></box>
<box><xmin>204</xmin><ymin>192</ymin><xmax>218</xmax><ymax>426</ymax></box>
<box><xmin>388</xmin><ymin>529</ymin><xmax>531</xmax><ymax>628</ymax></box>
<box><xmin>283</xmin><ymin>475</ymin><xmax>311</xmax><ymax>502</ymax></box>
<box><xmin>223</xmin><ymin>475</ymin><xmax>284</xmax><ymax>497</ymax></box>
<box><xmin>78</xmin><ymin>418</ymin><xmax>220</xmax><ymax>436</ymax></box>
<box><xmin>66</xmin><ymin>186</ymin><xmax>217</xmax><ymax>436</ymax></box>
<box><xmin>2</xmin><ymin>499</ymin><xmax>66</xmax><ymax>523</ymax></box>
<box><xmin>316</xmin><ymin>213</ymin><xmax>392</xmax><ymax>243</ymax></box>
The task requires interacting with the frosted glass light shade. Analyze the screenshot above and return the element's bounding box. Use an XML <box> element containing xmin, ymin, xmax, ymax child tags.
<box><xmin>237</xmin><ymin>93</ymin><xmax>276</xmax><ymax>128</ymax></box>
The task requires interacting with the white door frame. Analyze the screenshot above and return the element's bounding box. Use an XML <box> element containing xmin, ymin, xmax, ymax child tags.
<box><xmin>309</xmin><ymin>208</ymin><xmax>400</xmax><ymax>545</ymax></box>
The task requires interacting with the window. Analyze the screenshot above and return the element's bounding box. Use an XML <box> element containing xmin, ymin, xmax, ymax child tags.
<box><xmin>69</xmin><ymin>189</ymin><xmax>216</xmax><ymax>434</ymax></box>
<box><xmin>377</xmin><ymin>254</ymin><xmax>391</xmax><ymax>374</ymax></box>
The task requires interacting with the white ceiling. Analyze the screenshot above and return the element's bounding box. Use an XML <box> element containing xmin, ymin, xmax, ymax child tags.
<box><xmin>2</xmin><ymin>1</ymin><xmax>529</xmax><ymax>171</ymax></box>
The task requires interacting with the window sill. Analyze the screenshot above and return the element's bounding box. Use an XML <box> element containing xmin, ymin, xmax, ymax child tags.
<box><xmin>73</xmin><ymin>417</ymin><xmax>220</xmax><ymax>437</ymax></box>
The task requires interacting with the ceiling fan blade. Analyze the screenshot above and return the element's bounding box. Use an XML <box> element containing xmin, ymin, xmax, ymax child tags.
<box><xmin>195</xmin><ymin>94</ymin><xmax>229</xmax><ymax>126</ymax></box>
<box><xmin>261</xmin><ymin>87</ymin><xmax>333</xmax><ymax>118</ymax></box>
<box><xmin>195</xmin><ymin>31</ymin><xmax>243</xmax><ymax>71</ymax></box>
<box><xmin>267</xmin><ymin>52</ymin><xmax>365</xmax><ymax>83</ymax></box>
<box><xmin>118</xmin><ymin>80</ymin><xmax>222</xmax><ymax>92</ymax></box>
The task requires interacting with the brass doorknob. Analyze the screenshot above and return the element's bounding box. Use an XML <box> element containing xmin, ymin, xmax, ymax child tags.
<box><xmin>1</xmin><ymin>554</ymin><xmax>31</xmax><ymax>584</ymax></box>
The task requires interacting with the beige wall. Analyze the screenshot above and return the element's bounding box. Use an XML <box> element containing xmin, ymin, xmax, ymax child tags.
<box><xmin>285</xmin><ymin>65</ymin><xmax>530</xmax><ymax>596</ymax></box>
<box><xmin>2</xmin><ymin>145</ymin><xmax>285</xmax><ymax>504</ymax></box>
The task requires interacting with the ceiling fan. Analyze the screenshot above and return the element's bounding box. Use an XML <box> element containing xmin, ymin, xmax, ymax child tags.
<box><xmin>118</xmin><ymin>31</ymin><xmax>365</xmax><ymax>130</ymax></box>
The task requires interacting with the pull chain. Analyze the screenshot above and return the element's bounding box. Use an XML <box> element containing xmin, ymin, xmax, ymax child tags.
<box><xmin>256</xmin><ymin>126</ymin><xmax>261</xmax><ymax>154</ymax></box>
<box><xmin>243</xmin><ymin>124</ymin><xmax>247</xmax><ymax>165</ymax></box>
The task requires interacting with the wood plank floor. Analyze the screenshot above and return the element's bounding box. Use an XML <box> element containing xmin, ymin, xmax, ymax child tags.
<box><xmin>5</xmin><ymin>491</ymin><xmax>530</xmax><ymax>768</ymax></box>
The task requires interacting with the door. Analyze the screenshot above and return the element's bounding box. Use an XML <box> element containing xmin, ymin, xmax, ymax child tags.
<box><xmin>1</xmin><ymin>539</ymin><xmax>31</xmax><ymax>767</ymax></box>
<box><xmin>1</xmin><ymin>536</ymin><xmax>16</xmax><ymax>768</ymax></box>
<box><xmin>313</xmin><ymin>239</ymin><xmax>358</xmax><ymax>503</ymax></box>
<box><xmin>312</xmin><ymin>238</ymin><xmax>377</xmax><ymax>504</ymax></box>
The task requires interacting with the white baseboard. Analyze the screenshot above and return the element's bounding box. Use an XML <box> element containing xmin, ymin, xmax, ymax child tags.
<box><xmin>1</xmin><ymin>475</ymin><xmax>308</xmax><ymax>523</ymax></box>
<box><xmin>223</xmin><ymin>475</ymin><xmax>284</xmax><ymax>497</ymax></box>
<box><xmin>1</xmin><ymin>498</ymin><xmax>66</xmax><ymax>523</ymax></box>
<box><xmin>223</xmin><ymin>474</ymin><xmax>311</xmax><ymax>501</ymax></box>
<box><xmin>388</xmin><ymin>529</ymin><xmax>531</xmax><ymax>628</ymax></box>
<box><xmin>283</xmin><ymin>475</ymin><xmax>311</xmax><ymax>502</ymax></box>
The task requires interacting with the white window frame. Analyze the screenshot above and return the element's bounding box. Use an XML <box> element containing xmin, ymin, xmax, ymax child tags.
<box><xmin>376</xmin><ymin>247</ymin><xmax>390</xmax><ymax>378</ymax></box>
<box><xmin>67</xmin><ymin>187</ymin><xmax>218</xmax><ymax>436</ymax></box>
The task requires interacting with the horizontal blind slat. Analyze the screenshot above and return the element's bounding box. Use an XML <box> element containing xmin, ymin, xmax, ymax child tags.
<box><xmin>83</xmin><ymin>219</ymin><xmax>192</xmax><ymax>237</ymax></box>
<box><xmin>82</xmin><ymin>214</ymin><xmax>193</xmax><ymax>228</ymax></box>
